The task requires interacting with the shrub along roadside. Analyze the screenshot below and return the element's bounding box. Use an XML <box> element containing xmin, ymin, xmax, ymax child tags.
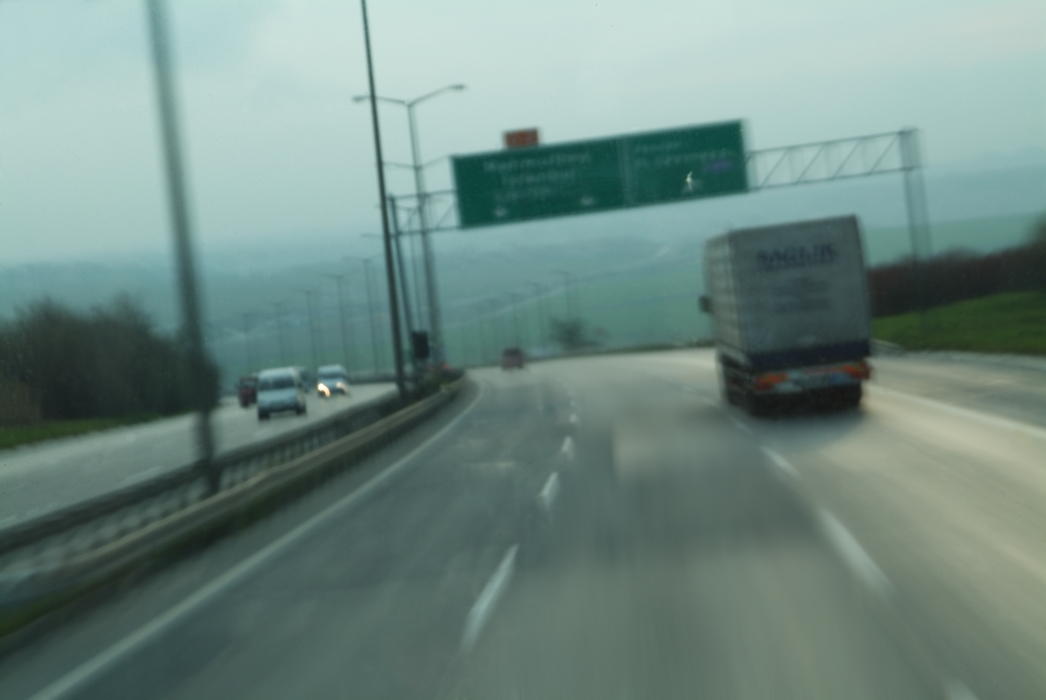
<box><xmin>872</xmin><ymin>292</ymin><xmax>1046</xmax><ymax>356</ymax></box>
<box><xmin>0</xmin><ymin>414</ymin><xmax>162</xmax><ymax>451</ymax></box>
<box><xmin>0</xmin><ymin>296</ymin><xmax>218</xmax><ymax>430</ymax></box>
<box><xmin>868</xmin><ymin>216</ymin><xmax>1046</xmax><ymax>317</ymax></box>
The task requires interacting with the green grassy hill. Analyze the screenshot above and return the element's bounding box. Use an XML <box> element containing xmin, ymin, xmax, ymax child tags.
<box><xmin>873</xmin><ymin>292</ymin><xmax>1046</xmax><ymax>355</ymax></box>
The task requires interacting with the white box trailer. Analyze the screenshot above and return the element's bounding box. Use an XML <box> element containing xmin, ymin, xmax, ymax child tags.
<box><xmin>701</xmin><ymin>215</ymin><xmax>872</xmax><ymax>414</ymax></box>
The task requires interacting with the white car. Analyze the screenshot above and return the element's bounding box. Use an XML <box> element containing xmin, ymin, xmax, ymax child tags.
<box><xmin>316</xmin><ymin>364</ymin><xmax>351</xmax><ymax>398</ymax></box>
<box><xmin>256</xmin><ymin>367</ymin><xmax>307</xmax><ymax>420</ymax></box>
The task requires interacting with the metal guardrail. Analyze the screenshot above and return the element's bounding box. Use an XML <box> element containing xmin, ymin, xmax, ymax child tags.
<box><xmin>0</xmin><ymin>381</ymin><xmax>463</xmax><ymax>610</ymax></box>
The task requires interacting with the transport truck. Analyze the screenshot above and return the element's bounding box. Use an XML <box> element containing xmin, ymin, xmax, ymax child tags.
<box><xmin>700</xmin><ymin>215</ymin><xmax>872</xmax><ymax>415</ymax></box>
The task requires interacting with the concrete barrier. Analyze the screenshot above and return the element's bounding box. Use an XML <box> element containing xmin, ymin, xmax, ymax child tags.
<box><xmin>0</xmin><ymin>377</ymin><xmax>466</xmax><ymax>636</ymax></box>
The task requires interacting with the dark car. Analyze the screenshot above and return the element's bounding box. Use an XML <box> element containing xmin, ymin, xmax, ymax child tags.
<box><xmin>501</xmin><ymin>347</ymin><xmax>525</xmax><ymax>370</ymax></box>
<box><xmin>237</xmin><ymin>375</ymin><xmax>258</xmax><ymax>407</ymax></box>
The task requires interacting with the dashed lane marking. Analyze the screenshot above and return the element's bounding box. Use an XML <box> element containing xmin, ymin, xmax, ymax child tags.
<box><xmin>538</xmin><ymin>472</ymin><xmax>560</xmax><ymax>511</ymax></box>
<box><xmin>560</xmin><ymin>436</ymin><xmax>575</xmax><ymax>460</ymax></box>
<box><xmin>460</xmin><ymin>544</ymin><xmax>518</xmax><ymax>654</ymax></box>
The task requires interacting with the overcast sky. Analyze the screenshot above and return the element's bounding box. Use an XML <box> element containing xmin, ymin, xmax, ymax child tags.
<box><xmin>1</xmin><ymin>0</ymin><xmax>1043</xmax><ymax>263</ymax></box>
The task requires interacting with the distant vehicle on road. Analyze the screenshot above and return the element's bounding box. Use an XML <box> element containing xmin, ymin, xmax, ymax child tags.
<box><xmin>701</xmin><ymin>215</ymin><xmax>871</xmax><ymax>415</ymax></box>
<box><xmin>256</xmin><ymin>367</ymin><xmax>307</xmax><ymax>420</ymax></box>
<box><xmin>316</xmin><ymin>364</ymin><xmax>351</xmax><ymax>397</ymax></box>
<box><xmin>237</xmin><ymin>375</ymin><xmax>258</xmax><ymax>407</ymax></box>
<box><xmin>501</xmin><ymin>347</ymin><xmax>525</xmax><ymax>370</ymax></box>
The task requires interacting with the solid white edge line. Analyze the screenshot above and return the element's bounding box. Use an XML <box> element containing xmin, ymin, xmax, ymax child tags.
<box><xmin>760</xmin><ymin>447</ymin><xmax>799</xmax><ymax>479</ymax></box>
<box><xmin>729</xmin><ymin>417</ymin><xmax>752</xmax><ymax>434</ymax></box>
<box><xmin>27</xmin><ymin>382</ymin><xmax>485</xmax><ymax>700</ymax></box>
<box><xmin>819</xmin><ymin>510</ymin><xmax>892</xmax><ymax>596</ymax></box>
<box><xmin>867</xmin><ymin>384</ymin><xmax>1046</xmax><ymax>442</ymax></box>
<box><xmin>460</xmin><ymin>544</ymin><xmax>518</xmax><ymax>654</ymax></box>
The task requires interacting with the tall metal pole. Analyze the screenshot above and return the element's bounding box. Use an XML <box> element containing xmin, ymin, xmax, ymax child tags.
<box><xmin>359</xmin><ymin>0</ymin><xmax>406</xmax><ymax>397</ymax></box>
<box><xmin>406</xmin><ymin>105</ymin><xmax>445</xmax><ymax>364</ymax></box>
<box><xmin>273</xmin><ymin>302</ymin><xmax>288</xmax><ymax>365</ymax></box>
<box><xmin>242</xmin><ymin>313</ymin><xmax>253</xmax><ymax>376</ymax></box>
<box><xmin>325</xmin><ymin>274</ymin><xmax>352</xmax><ymax>371</ymax></box>
<box><xmin>901</xmin><ymin>128</ymin><xmax>932</xmax><ymax>324</ymax></box>
<box><xmin>362</xmin><ymin>259</ymin><xmax>381</xmax><ymax>373</ymax></box>
<box><xmin>553</xmin><ymin>270</ymin><xmax>574</xmax><ymax>317</ymax></box>
<box><xmin>298</xmin><ymin>289</ymin><xmax>320</xmax><ymax>371</ymax></box>
<box><xmin>387</xmin><ymin>197</ymin><xmax>416</xmax><ymax>342</ymax></box>
<box><xmin>476</xmin><ymin>303</ymin><xmax>488</xmax><ymax>366</ymax></box>
<box><xmin>507</xmin><ymin>292</ymin><xmax>522</xmax><ymax>346</ymax></box>
<box><xmin>529</xmin><ymin>283</ymin><xmax>548</xmax><ymax>351</ymax></box>
<box><xmin>459</xmin><ymin>322</ymin><xmax>468</xmax><ymax>366</ymax></box>
<box><xmin>145</xmin><ymin>0</ymin><xmax>216</xmax><ymax>492</ymax></box>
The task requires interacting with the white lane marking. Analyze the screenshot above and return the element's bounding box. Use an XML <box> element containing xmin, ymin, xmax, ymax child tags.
<box><xmin>460</xmin><ymin>544</ymin><xmax>518</xmax><ymax>654</ymax></box>
<box><xmin>538</xmin><ymin>472</ymin><xmax>560</xmax><ymax>511</ymax></box>
<box><xmin>729</xmin><ymin>416</ymin><xmax>752</xmax><ymax>434</ymax></box>
<box><xmin>819</xmin><ymin>510</ymin><xmax>892</xmax><ymax>596</ymax></box>
<box><xmin>946</xmin><ymin>678</ymin><xmax>980</xmax><ymax>700</ymax></box>
<box><xmin>760</xmin><ymin>447</ymin><xmax>798</xmax><ymax>479</ymax></box>
<box><xmin>868</xmin><ymin>384</ymin><xmax>1046</xmax><ymax>442</ymax></box>
<box><xmin>560</xmin><ymin>436</ymin><xmax>575</xmax><ymax>460</ymax></box>
<box><xmin>26</xmin><ymin>382</ymin><xmax>485</xmax><ymax>700</ymax></box>
<box><xmin>568</xmin><ymin>412</ymin><xmax>580</xmax><ymax>427</ymax></box>
<box><xmin>118</xmin><ymin>465</ymin><xmax>164</xmax><ymax>487</ymax></box>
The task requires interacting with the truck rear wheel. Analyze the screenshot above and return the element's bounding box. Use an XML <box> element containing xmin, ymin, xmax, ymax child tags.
<box><xmin>837</xmin><ymin>384</ymin><xmax>862</xmax><ymax>410</ymax></box>
<box><xmin>744</xmin><ymin>392</ymin><xmax>774</xmax><ymax>417</ymax></box>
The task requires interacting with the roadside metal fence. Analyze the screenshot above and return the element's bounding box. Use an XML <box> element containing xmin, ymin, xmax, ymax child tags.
<box><xmin>0</xmin><ymin>379</ymin><xmax>464</xmax><ymax>612</ymax></box>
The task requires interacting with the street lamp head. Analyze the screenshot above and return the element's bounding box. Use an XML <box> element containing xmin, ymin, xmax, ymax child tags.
<box><xmin>451</xmin><ymin>84</ymin><xmax>466</xmax><ymax>91</ymax></box>
<box><xmin>352</xmin><ymin>94</ymin><xmax>369</xmax><ymax>103</ymax></box>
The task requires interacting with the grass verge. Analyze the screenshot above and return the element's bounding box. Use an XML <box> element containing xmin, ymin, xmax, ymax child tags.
<box><xmin>873</xmin><ymin>291</ymin><xmax>1046</xmax><ymax>355</ymax></box>
<box><xmin>0</xmin><ymin>414</ymin><xmax>162</xmax><ymax>451</ymax></box>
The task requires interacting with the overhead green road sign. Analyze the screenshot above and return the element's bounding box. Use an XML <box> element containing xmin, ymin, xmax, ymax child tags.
<box><xmin>452</xmin><ymin>121</ymin><xmax>747</xmax><ymax>228</ymax></box>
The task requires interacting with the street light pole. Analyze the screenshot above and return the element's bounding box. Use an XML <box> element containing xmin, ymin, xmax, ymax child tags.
<box><xmin>347</xmin><ymin>256</ymin><xmax>382</xmax><ymax>374</ymax></box>
<box><xmin>242</xmin><ymin>313</ymin><xmax>253</xmax><ymax>376</ymax></box>
<box><xmin>297</xmin><ymin>289</ymin><xmax>320</xmax><ymax>372</ymax></box>
<box><xmin>358</xmin><ymin>0</ymin><xmax>406</xmax><ymax>397</ymax></box>
<box><xmin>553</xmin><ymin>270</ymin><xmax>575</xmax><ymax>318</ymax></box>
<box><xmin>475</xmin><ymin>302</ymin><xmax>488</xmax><ymax>365</ymax></box>
<box><xmin>324</xmin><ymin>274</ymin><xmax>354</xmax><ymax>372</ymax></box>
<box><xmin>507</xmin><ymin>292</ymin><xmax>523</xmax><ymax>346</ymax></box>
<box><xmin>386</xmin><ymin>199</ymin><xmax>415</xmax><ymax>341</ymax></box>
<box><xmin>529</xmin><ymin>283</ymin><xmax>548</xmax><ymax>351</ymax></box>
<box><xmin>144</xmin><ymin>0</ymin><xmax>216</xmax><ymax>492</ymax></box>
<box><xmin>273</xmin><ymin>302</ymin><xmax>288</xmax><ymax>365</ymax></box>
<box><xmin>354</xmin><ymin>84</ymin><xmax>465</xmax><ymax>366</ymax></box>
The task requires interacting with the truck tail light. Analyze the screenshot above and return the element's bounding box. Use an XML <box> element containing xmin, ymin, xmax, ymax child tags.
<box><xmin>842</xmin><ymin>361</ymin><xmax>871</xmax><ymax>380</ymax></box>
<box><xmin>752</xmin><ymin>372</ymin><xmax>787</xmax><ymax>392</ymax></box>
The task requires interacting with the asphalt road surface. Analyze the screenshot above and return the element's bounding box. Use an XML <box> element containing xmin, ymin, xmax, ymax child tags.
<box><xmin>0</xmin><ymin>384</ymin><xmax>397</xmax><ymax>526</ymax></box>
<box><xmin>1</xmin><ymin>349</ymin><xmax>1043</xmax><ymax>699</ymax></box>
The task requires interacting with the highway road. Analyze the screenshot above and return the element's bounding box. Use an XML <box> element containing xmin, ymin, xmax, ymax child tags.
<box><xmin>0</xmin><ymin>384</ymin><xmax>397</xmax><ymax>526</ymax></box>
<box><xmin>0</xmin><ymin>349</ymin><xmax>1043</xmax><ymax>699</ymax></box>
